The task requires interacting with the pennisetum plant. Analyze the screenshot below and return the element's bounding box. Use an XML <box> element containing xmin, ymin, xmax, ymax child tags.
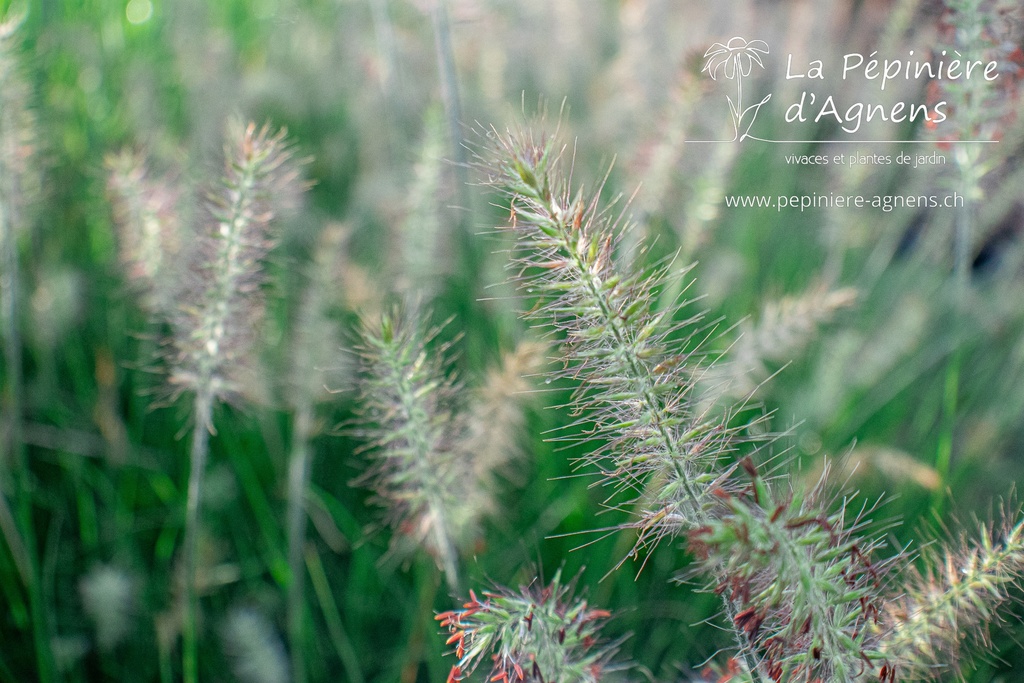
<box><xmin>880</xmin><ymin>514</ymin><xmax>1024</xmax><ymax>680</ymax></box>
<box><xmin>437</xmin><ymin>571</ymin><xmax>619</xmax><ymax>683</ymax></box>
<box><xmin>459</xmin><ymin>121</ymin><xmax>1024</xmax><ymax>682</ymax></box>
<box><xmin>0</xmin><ymin>12</ymin><xmax>52</xmax><ymax>682</ymax></box>
<box><xmin>110</xmin><ymin>121</ymin><xmax>306</xmax><ymax>683</ymax></box>
<box><xmin>355</xmin><ymin>309</ymin><xmax>475</xmax><ymax>591</ymax></box>
<box><xmin>172</xmin><ymin>121</ymin><xmax>303</xmax><ymax>683</ymax></box>
<box><xmin>698</xmin><ymin>285</ymin><xmax>858</xmax><ymax>406</ymax></box>
<box><xmin>105</xmin><ymin>149</ymin><xmax>186</xmax><ymax>318</ymax></box>
<box><xmin>461</xmin><ymin>340</ymin><xmax>546</xmax><ymax>498</ymax></box>
<box><xmin>283</xmin><ymin>223</ymin><xmax>350</xmax><ymax>683</ymax></box>
<box><xmin>355</xmin><ymin>309</ymin><xmax>541</xmax><ymax>592</ymax></box>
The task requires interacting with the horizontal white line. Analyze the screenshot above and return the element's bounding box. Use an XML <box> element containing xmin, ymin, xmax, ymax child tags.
<box><xmin>685</xmin><ymin>138</ymin><xmax>998</xmax><ymax>144</ymax></box>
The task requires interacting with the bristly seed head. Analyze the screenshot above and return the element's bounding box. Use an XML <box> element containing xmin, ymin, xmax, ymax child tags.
<box><xmin>354</xmin><ymin>309</ymin><xmax>472</xmax><ymax>585</ymax></box>
<box><xmin>438</xmin><ymin>571</ymin><xmax>619</xmax><ymax>683</ymax></box>
<box><xmin>168</xmin><ymin>121</ymin><xmax>305</xmax><ymax>408</ymax></box>
<box><xmin>881</xmin><ymin>511</ymin><xmax>1024</xmax><ymax>680</ymax></box>
<box><xmin>476</xmin><ymin>121</ymin><xmax>752</xmax><ymax>552</ymax></box>
<box><xmin>106</xmin><ymin>150</ymin><xmax>186</xmax><ymax>316</ymax></box>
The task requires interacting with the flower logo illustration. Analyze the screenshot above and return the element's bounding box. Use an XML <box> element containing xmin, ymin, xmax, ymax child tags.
<box><xmin>703</xmin><ymin>37</ymin><xmax>772</xmax><ymax>141</ymax></box>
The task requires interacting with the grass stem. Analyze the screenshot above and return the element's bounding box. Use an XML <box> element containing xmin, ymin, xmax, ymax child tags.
<box><xmin>286</xmin><ymin>399</ymin><xmax>315</xmax><ymax>683</ymax></box>
<box><xmin>183</xmin><ymin>388</ymin><xmax>214</xmax><ymax>683</ymax></box>
<box><xmin>305</xmin><ymin>546</ymin><xmax>365</xmax><ymax>683</ymax></box>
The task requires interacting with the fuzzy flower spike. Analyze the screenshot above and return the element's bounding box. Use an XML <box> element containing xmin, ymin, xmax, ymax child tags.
<box><xmin>171</xmin><ymin>121</ymin><xmax>303</xmax><ymax>406</ymax></box>
<box><xmin>172</xmin><ymin>121</ymin><xmax>305</xmax><ymax>683</ymax></box>
<box><xmin>437</xmin><ymin>571</ymin><xmax>618</xmax><ymax>683</ymax></box>
<box><xmin>478</xmin><ymin>122</ymin><xmax>739</xmax><ymax>547</ymax></box>
<box><xmin>478</xmin><ymin>123</ymin><xmax>899</xmax><ymax>681</ymax></box>
<box><xmin>356</xmin><ymin>309</ymin><xmax>471</xmax><ymax>588</ymax></box>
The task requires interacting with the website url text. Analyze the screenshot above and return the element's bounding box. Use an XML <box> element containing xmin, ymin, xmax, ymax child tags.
<box><xmin>724</xmin><ymin>192</ymin><xmax>965</xmax><ymax>212</ymax></box>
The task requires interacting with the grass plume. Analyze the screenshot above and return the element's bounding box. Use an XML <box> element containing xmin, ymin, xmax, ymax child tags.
<box><xmin>221</xmin><ymin>606</ymin><xmax>290</xmax><ymax>683</ymax></box>
<box><xmin>167</xmin><ymin>121</ymin><xmax>304</xmax><ymax>683</ymax></box>
<box><xmin>689</xmin><ymin>460</ymin><xmax>889</xmax><ymax>682</ymax></box>
<box><xmin>105</xmin><ymin>150</ymin><xmax>185</xmax><ymax>316</ymax></box>
<box><xmin>356</xmin><ymin>310</ymin><xmax>471</xmax><ymax>590</ymax></box>
<box><xmin>707</xmin><ymin>286</ymin><xmax>857</xmax><ymax>402</ymax></box>
<box><xmin>460</xmin><ymin>340</ymin><xmax>545</xmax><ymax>504</ymax></box>
<box><xmin>478</xmin><ymin>121</ymin><xmax>741</xmax><ymax>547</ymax></box>
<box><xmin>881</xmin><ymin>513</ymin><xmax>1024</xmax><ymax>680</ymax></box>
<box><xmin>79</xmin><ymin>564</ymin><xmax>140</xmax><ymax>652</ymax></box>
<box><xmin>397</xmin><ymin>107</ymin><xmax>447</xmax><ymax>299</ymax></box>
<box><xmin>437</xmin><ymin>571</ymin><xmax>618</xmax><ymax>683</ymax></box>
<box><xmin>356</xmin><ymin>307</ymin><xmax>544</xmax><ymax>593</ymax></box>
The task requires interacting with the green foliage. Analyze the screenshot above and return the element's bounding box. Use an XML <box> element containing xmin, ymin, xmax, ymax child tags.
<box><xmin>3</xmin><ymin>1</ymin><xmax>1024</xmax><ymax>682</ymax></box>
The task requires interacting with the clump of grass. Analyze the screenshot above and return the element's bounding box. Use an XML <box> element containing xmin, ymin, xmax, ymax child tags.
<box><xmin>436</xmin><ymin>571</ymin><xmax>618</xmax><ymax>683</ymax></box>
<box><xmin>471</xmin><ymin>119</ymin><xmax>1024</xmax><ymax>681</ymax></box>
<box><xmin>472</xmin><ymin>122</ymin><xmax>999</xmax><ymax>681</ymax></box>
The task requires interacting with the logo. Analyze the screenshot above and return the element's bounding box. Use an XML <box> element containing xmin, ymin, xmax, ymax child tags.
<box><xmin>702</xmin><ymin>37</ymin><xmax>772</xmax><ymax>141</ymax></box>
<box><xmin>699</xmin><ymin>37</ymin><xmax>1004</xmax><ymax>144</ymax></box>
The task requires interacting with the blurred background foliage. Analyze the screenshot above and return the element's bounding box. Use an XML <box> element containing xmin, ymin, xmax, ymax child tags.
<box><xmin>2</xmin><ymin>0</ymin><xmax>1024</xmax><ymax>680</ymax></box>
